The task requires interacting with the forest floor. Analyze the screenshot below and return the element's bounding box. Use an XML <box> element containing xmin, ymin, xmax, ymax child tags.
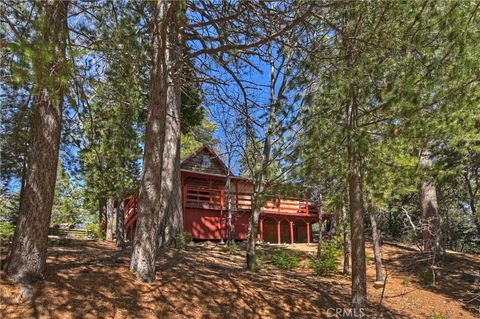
<box><xmin>0</xmin><ymin>239</ymin><xmax>479</xmax><ymax>319</ymax></box>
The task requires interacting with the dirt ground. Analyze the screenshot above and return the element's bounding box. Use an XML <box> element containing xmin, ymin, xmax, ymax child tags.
<box><xmin>0</xmin><ymin>239</ymin><xmax>479</xmax><ymax>319</ymax></box>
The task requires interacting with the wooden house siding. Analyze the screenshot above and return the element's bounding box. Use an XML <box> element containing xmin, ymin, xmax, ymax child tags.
<box><xmin>181</xmin><ymin>148</ymin><xmax>227</xmax><ymax>175</ymax></box>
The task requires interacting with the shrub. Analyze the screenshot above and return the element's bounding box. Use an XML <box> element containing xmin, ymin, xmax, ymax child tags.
<box><xmin>420</xmin><ymin>270</ymin><xmax>434</xmax><ymax>283</ymax></box>
<box><xmin>0</xmin><ymin>222</ymin><xmax>15</xmax><ymax>244</ymax></box>
<box><xmin>365</xmin><ymin>251</ymin><xmax>374</xmax><ymax>265</ymax></box>
<box><xmin>429</xmin><ymin>311</ymin><xmax>446</xmax><ymax>319</ymax></box>
<box><xmin>256</xmin><ymin>255</ymin><xmax>266</xmax><ymax>269</ymax></box>
<box><xmin>221</xmin><ymin>243</ymin><xmax>241</xmax><ymax>254</ymax></box>
<box><xmin>271</xmin><ymin>248</ymin><xmax>300</xmax><ymax>270</ymax></box>
<box><xmin>402</xmin><ymin>275</ymin><xmax>412</xmax><ymax>285</ymax></box>
<box><xmin>311</xmin><ymin>240</ymin><xmax>342</xmax><ymax>275</ymax></box>
<box><xmin>85</xmin><ymin>223</ymin><xmax>101</xmax><ymax>239</ymax></box>
<box><xmin>176</xmin><ymin>232</ymin><xmax>192</xmax><ymax>249</ymax></box>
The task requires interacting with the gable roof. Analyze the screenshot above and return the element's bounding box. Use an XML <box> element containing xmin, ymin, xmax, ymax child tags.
<box><xmin>181</xmin><ymin>144</ymin><xmax>230</xmax><ymax>176</ymax></box>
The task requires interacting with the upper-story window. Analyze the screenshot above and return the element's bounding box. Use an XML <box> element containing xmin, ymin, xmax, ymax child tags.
<box><xmin>198</xmin><ymin>155</ymin><xmax>211</xmax><ymax>167</ymax></box>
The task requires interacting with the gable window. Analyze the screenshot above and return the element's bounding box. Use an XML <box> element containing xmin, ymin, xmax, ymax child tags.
<box><xmin>198</xmin><ymin>155</ymin><xmax>211</xmax><ymax>167</ymax></box>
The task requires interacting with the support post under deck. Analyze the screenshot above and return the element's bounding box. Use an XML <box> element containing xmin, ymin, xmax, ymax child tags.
<box><xmin>277</xmin><ymin>220</ymin><xmax>281</xmax><ymax>244</ymax></box>
<box><xmin>306</xmin><ymin>222</ymin><xmax>311</xmax><ymax>244</ymax></box>
<box><xmin>259</xmin><ymin>218</ymin><xmax>264</xmax><ymax>241</ymax></box>
<box><xmin>289</xmin><ymin>221</ymin><xmax>294</xmax><ymax>244</ymax></box>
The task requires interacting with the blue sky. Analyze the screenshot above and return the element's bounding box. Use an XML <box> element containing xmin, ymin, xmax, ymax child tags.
<box><xmin>1</xmin><ymin>2</ymin><xmax>298</xmax><ymax>193</ymax></box>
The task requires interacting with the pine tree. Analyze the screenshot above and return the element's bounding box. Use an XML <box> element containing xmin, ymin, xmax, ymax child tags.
<box><xmin>4</xmin><ymin>0</ymin><xmax>70</xmax><ymax>280</ymax></box>
<box><xmin>296</xmin><ymin>0</ymin><xmax>480</xmax><ymax>310</ymax></box>
<box><xmin>129</xmin><ymin>0</ymin><xmax>183</xmax><ymax>282</ymax></box>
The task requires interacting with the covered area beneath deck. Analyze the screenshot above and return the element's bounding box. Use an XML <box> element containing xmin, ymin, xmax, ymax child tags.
<box><xmin>259</xmin><ymin>215</ymin><xmax>321</xmax><ymax>244</ymax></box>
<box><xmin>259</xmin><ymin>213</ymin><xmax>334</xmax><ymax>244</ymax></box>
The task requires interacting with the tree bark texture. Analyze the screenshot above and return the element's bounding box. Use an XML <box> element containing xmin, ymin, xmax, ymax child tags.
<box><xmin>246</xmin><ymin>187</ymin><xmax>264</xmax><ymax>271</ymax></box>
<box><xmin>106</xmin><ymin>197</ymin><xmax>114</xmax><ymax>241</ymax></box>
<box><xmin>349</xmin><ymin>172</ymin><xmax>367</xmax><ymax>311</ymax></box>
<box><xmin>419</xmin><ymin>151</ymin><xmax>444</xmax><ymax>256</ymax></box>
<box><xmin>157</xmin><ymin>3</ymin><xmax>183</xmax><ymax>249</ymax></box>
<box><xmin>130</xmin><ymin>0</ymin><xmax>181</xmax><ymax>282</ymax></box>
<box><xmin>342</xmin><ymin>205</ymin><xmax>351</xmax><ymax>275</ymax></box>
<box><xmin>317</xmin><ymin>201</ymin><xmax>323</xmax><ymax>259</ymax></box>
<box><xmin>4</xmin><ymin>0</ymin><xmax>69</xmax><ymax>280</ymax></box>
<box><xmin>99</xmin><ymin>197</ymin><xmax>107</xmax><ymax>239</ymax></box>
<box><xmin>158</xmin><ymin>135</ymin><xmax>183</xmax><ymax>248</ymax></box>
<box><xmin>369</xmin><ymin>204</ymin><xmax>384</xmax><ymax>282</ymax></box>
<box><xmin>116</xmin><ymin>198</ymin><xmax>126</xmax><ymax>249</ymax></box>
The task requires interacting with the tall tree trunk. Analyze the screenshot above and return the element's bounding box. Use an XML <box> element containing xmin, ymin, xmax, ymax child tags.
<box><xmin>106</xmin><ymin>197</ymin><xmax>114</xmax><ymax>241</ymax></box>
<box><xmin>99</xmin><ymin>197</ymin><xmax>107</xmax><ymax>239</ymax></box>
<box><xmin>4</xmin><ymin>0</ymin><xmax>69</xmax><ymax>280</ymax></box>
<box><xmin>349</xmin><ymin>171</ymin><xmax>367</xmax><ymax>311</ymax></box>
<box><xmin>369</xmin><ymin>204</ymin><xmax>384</xmax><ymax>282</ymax></box>
<box><xmin>226</xmin><ymin>174</ymin><xmax>234</xmax><ymax>245</ymax></box>
<box><xmin>444</xmin><ymin>204</ymin><xmax>452</xmax><ymax>250</ymax></box>
<box><xmin>157</xmin><ymin>6</ymin><xmax>183</xmax><ymax>249</ymax></box>
<box><xmin>342</xmin><ymin>205</ymin><xmax>351</xmax><ymax>275</ymax></box>
<box><xmin>130</xmin><ymin>0</ymin><xmax>180</xmax><ymax>282</ymax></box>
<box><xmin>158</xmin><ymin>135</ymin><xmax>183</xmax><ymax>248</ymax></box>
<box><xmin>246</xmin><ymin>188</ymin><xmax>264</xmax><ymax>271</ymax></box>
<box><xmin>465</xmin><ymin>169</ymin><xmax>480</xmax><ymax>236</ymax></box>
<box><xmin>343</xmin><ymin>6</ymin><xmax>367</xmax><ymax>310</ymax></box>
<box><xmin>246</xmin><ymin>44</ymin><xmax>276</xmax><ymax>271</ymax></box>
<box><xmin>18</xmin><ymin>155</ymin><xmax>28</xmax><ymax>213</ymax></box>
<box><xmin>116</xmin><ymin>198</ymin><xmax>126</xmax><ymax>249</ymax></box>
<box><xmin>317</xmin><ymin>199</ymin><xmax>323</xmax><ymax>259</ymax></box>
<box><xmin>419</xmin><ymin>150</ymin><xmax>444</xmax><ymax>256</ymax></box>
<box><xmin>437</xmin><ymin>187</ymin><xmax>452</xmax><ymax>250</ymax></box>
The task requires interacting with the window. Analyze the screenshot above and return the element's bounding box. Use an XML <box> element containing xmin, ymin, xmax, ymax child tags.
<box><xmin>198</xmin><ymin>155</ymin><xmax>211</xmax><ymax>167</ymax></box>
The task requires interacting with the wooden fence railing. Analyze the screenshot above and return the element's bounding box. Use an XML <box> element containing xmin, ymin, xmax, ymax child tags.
<box><xmin>49</xmin><ymin>228</ymin><xmax>89</xmax><ymax>239</ymax></box>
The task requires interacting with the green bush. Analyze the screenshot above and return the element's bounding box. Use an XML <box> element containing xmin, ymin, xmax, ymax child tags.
<box><xmin>256</xmin><ymin>255</ymin><xmax>266</xmax><ymax>269</ymax></box>
<box><xmin>402</xmin><ymin>275</ymin><xmax>412</xmax><ymax>285</ymax></box>
<box><xmin>221</xmin><ymin>243</ymin><xmax>241</xmax><ymax>254</ymax></box>
<box><xmin>0</xmin><ymin>222</ymin><xmax>15</xmax><ymax>244</ymax></box>
<box><xmin>429</xmin><ymin>311</ymin><xmax>446</xmax><ymax>319</ymax></box>
<box><xmin>365</xmin><ymin>251</ymin><xmax>374</xmax><ymax>265</ymax></box>
<box><xmin>420</xmin><ymin>270</ymin><xmax>434</xmax><ymax>283</ymax></box>
<box><xmin>85</xmin><ymin>223</ymin><xmax>101</xmax><ymax>239</ymax></box>
<box><xmin>176</xmin><ymin>232</ymin><xmax>193</xmax><ymax>249</ymax></box>
<box><xmin>311</xmin><ymin>240</ymin><xmax>342</xmax><ymax>275</ymax></box>
<box><xmin>271</xmin><ymin>248</ymin><xmax>300</xmax><ymax>270</ymax></box>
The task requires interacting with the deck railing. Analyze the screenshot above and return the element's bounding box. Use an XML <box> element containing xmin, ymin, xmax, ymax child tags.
<box><xmin>124</xmin><ymin>186</ymin><xmax>319</xmax><ymax>223</ymax></box>
<box><xmin>184</xmin><ymin>186</ymin><xmax>252</xmax><ymax>211</ymax></box>
<box><xmin>261</xmin><ymin>196</ymin><xmax>317</xmax><ymax>215</ymax></box>
<box><xmin>184</xmin><ymin>186</ymin><xmax>318</xmax><ymax>215</ymax></box>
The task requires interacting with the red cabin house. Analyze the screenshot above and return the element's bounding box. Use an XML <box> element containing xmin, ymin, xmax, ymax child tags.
<box><xmin>124</xmin><ymin>145</ymin><xmax>330</xmax><ymax>244</ymax></box>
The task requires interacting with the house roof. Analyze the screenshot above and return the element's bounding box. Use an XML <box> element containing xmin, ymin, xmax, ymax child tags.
<box><xmin>181</xmin><ymin>144</ymin><xmax>231</xmax><ymax>176</ymax></box>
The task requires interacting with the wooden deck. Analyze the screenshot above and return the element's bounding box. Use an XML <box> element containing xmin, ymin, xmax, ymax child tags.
<box><xmin>184</xmin><ymin>185</ymin><xmax>319</xmax><ymax>216</ymax></box>
<box><xmin>124</xmin><ymin>184</ymin><xmax>327</xmax><ymax>243</ymax></box>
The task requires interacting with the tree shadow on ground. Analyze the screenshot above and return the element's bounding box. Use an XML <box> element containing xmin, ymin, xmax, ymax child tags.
<box><xmin>385</xmin><ymin>247</ymin><xmax>480</xmax><ymax>316</ymax></box>
<box><xmin>1</xmin><ymin>240</ymin><xmax>141</xmax><ymax>319</ymax></box>
<box><xmin>150</xmin><ymin>244</ymin><xmax>412</xmax><ymax>318</ymax></box>
<box><xmin>1</xmin><ymin>240</ymin><xmax>417</xmax><ymax>318</ymax></box>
